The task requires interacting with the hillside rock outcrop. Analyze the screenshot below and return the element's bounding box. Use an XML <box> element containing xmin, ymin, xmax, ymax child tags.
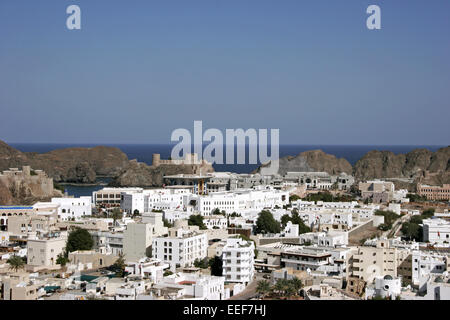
<box><xmin>0</xmin><ymin>140</ymin><xmax>130</xmax><ymax>184</ymax></box>
<box><xmin>110</xmin><ymin>159</ymin><xmax>215</xmax><ymax>187</ymax></box>
<box><xmin>254</xmin><ymin>150</ymin><xmax>353</xmax><ymax>176</ymax></box>
<box><xmin>353</xmin><ymin>146</ymin><xmax>450</xmax><ymax>185</ymax></box>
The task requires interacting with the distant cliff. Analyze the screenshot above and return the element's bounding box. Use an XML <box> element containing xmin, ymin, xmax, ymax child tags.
<box><xmin>0</xmin><ymin>140</ymin><xmax>215</xmax><ymax>188</ymax></box>
<box><xmin>0</xmin><ymin>140</ymin><xmax>130</xmax><ymax>184</ymax></box>
<box><xmin>353</xmin><ymin>146</ymin><xmax>450</xmax><ymax>185</ymax></box>
<box><xmin>254</xmin><ymin>150</ymin><xmax>353</xmax><ymax>176</ymax></box>
<box><xmin>254</xmin><ymin>146</ymin><xmax>450</xmax><ymax>189</ymax></box>
<box><xmin>110</xmin><ymin>159</ymin><xmax>215</xmax><ymax>187</ymax></box>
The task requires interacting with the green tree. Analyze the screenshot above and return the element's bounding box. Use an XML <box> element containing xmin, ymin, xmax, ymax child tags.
<box><xmin>133</xmin><ymin>209</ymin><xmax>140</xmax><ymax>217</ymax></box>
<box><xmin>188</xmin><ymin>214</ymin><xmax>207</xmax><ymax>230</ymax></box>
<box><xmin>209</xmin><ymin>256</ymin><xmax>223</xmax><ymax>276</ymax></box>
<box><xmin>163</xmin><ymin>218</ymin><xmax>173</xmax><ymax>228</ymax></box>
<box><xmin>66</xmin><ymin>228</ymin><xmax>94</xmax><ymax>253</ymax></box>
<box><xmin>290</xmin><ymin>277</ymin><xmax>303</xmax><ymax>293</ymax></box>
<box><xmin>289</xmin><ymin>194</ymin><xmax>300</xmax><ymax>203</ymax></box>
<box><xmin>256</xmin><ymin>210</ymin><xmax>281</xmax><ymax>234</ymax></box>
<box><xmin>111</xmin><ymin>207</ymin><xmax>123</xmax><ymax>226</ymax></box>
<box><xmin>279</xmin><ymin>209</ymin><xmax>310</xmax><ymax>234</ymax></box>
<box><xmin>56</xmin><ymin>253</ymin><xmax>69</xmax><ymax>267</ymax></box>
<box><xmin>113</xmin><ymin>252</ymin><xmax>126</xmax><ymax>277</ymax></box>
<box><xmin>374</xmin><ymin>210</ymin><xmax>399</xmax><ymax>229</ymax></box>
<box><xmin>422</xmin><ymin>208</ymin><xmax>435</xmax><ymax>217</ymax></box>
<box><xmin>401</xmin><ymin>222</ymin><xmax>422</xmax><ymax>241</ymax></box>
<box><xmin>280</xmin><ymin>214</ymin><xmax>291</xmax><ymax>227</ymax></box>
<box><xmin>7</xmin><ymin>255</ymin><xmax>25</xmax><ymax>273</ymax></box>
<box><xmin>290</xmin><ymin>209</ymin><xmax>311</xmax><ymax>234</ymax></box>
<box><xmin>194</xmin><ymin>257</ymin><xmax>209</xmax><ymax>269</ymax></box>
<box><xmin>256</xmin><ymin>280</ymin><xmax>271</xmax><ymax>299</ymax></box>
<box><xmin>164</xmin><ymin>270</ymin><xmax>173</xmax><ymax>277</ymax></box>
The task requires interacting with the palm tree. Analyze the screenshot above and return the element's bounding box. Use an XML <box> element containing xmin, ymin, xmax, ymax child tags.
<box><xmin>273</xmin><ymin>279</ymin><xmax>288</xmax><ymax>298</ymax></box>
<box><xmin>290</xmin><ymin>277</ymin><xmax>303</xmax><ymax>295</ymax></box>
<box><xmin>7</xmin><ymin>255</ymin><xmax>25</xmax><ymax>273</ymax></box>
<box><xmin>284</xmin><ymin>283</ymin><xmax>296</xmax><ymax>298</ymax></box>
<box><xmin>256</xmin><ymin>280</ymin><xmax>271</xmax><ymax>299</ymax></box>
<box><xmin>111</xmin><ymin>208</ymin><xmax>123</xmax><ymax>226</ymax></box>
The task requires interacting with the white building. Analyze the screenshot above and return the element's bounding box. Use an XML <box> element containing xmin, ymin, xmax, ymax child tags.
<box><xmin>422</xmin><ymin>218</ymin><xmax>450</xmax><ymax>245</ymax></box>
<box><xmin>124</xmin><ymin>258</ymin><xmax>170</xmax><ymax>283</ymax></box>
<box><xmin>412</xmin><ymin>250</ymin><xmax>448</xmax><ymax>286</ymax></box>
<box><xmin>90</xmin><ymin>230</ymin><xmax>124</xmax><ymax>256</ymax></box>
<box><xmin>51</xmin><ymin>197</ymin><xmax>92</xmax><ymax>221</ymax></box>
<box><xmin>190</xmin><ymin>187</ymin><xmax>289</xmax><ymax>216</ymax></box>
<box><xmin>121</xmin><ymin>188</ymin><xmax>191</xmax><ymax>214</ymax></box>
<box><xmin>203</xmin><ymin>216</ymin><xmax>228</xmax><ymax>230</ymax></box>
<box><xmin>152</xmin><ymin>226</ymin><xmax>208</xmax><ymax>271</ymax></box>
<box><xmin>27</xmin><ymin>233</ymin><xmax>66</xmax><ymax>267</ymax></box>
<box><xmin>299</xmin><ymin>231</ymin><xmax>348</xmax><ymax>247</ymax></box>
<box><xmin>222</xmin><ymin>237</ymin><xmax>255</xmax><ymax>285</ymax></box>
<box><xmin>365</xmin><ymin>275</ymin><xmax>402</xmax><ymax>300</ymax></box>
<box><xmin>152</xmin><ymin>272</ymin><xmax>230</xmax><ymax>300</ymax></box>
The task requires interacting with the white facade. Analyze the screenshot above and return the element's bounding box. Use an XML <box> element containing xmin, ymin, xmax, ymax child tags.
<box><xmin>152</xmin><ymin>228</ymin><xmax>208</xmax><ymax>270</ymax></box>
<box><xmin>203</xmin><ymin>216</ymin><xmax>228</xmax><ymax>229</ymax></box>
<box><xmin>120</xmin><ymin>188</ymin><xmax>191</xmax><ymax>214</ymax></box>
<box><xmin>154</xmin><ymin>272</ymin><xmax>230</xmax><ymax>300</ymax></box>
<box><xmin>27</xmin><ymin>235</ymin><xmax>66</xmax><ymax>267</ymax></box>
<box><xmin>365</xmin><ymin>275</ymin><xmax>402</xmax><ymax>299</ymax></box>
<box><xmin>51</xmin><ymin>197</ymin><xmax>92</xmax><ymax>221</ymax></box>
<box><xmin>90</xmin><ymin>230</ymin><xmax>124</xmax><ymax>256</ymax></box>
<box><xmin>222</xmin><ymin>238</ymin><xmax>255</xmax><ymax>284</ymax></box>
<box><xmin>412</xmin><ymin>250</ymin><xmax>448</xmax><ymax>286</ymax></box>
<box><xmin>299</xmin><ymin>231</ymin><xmax>348</xmax><ymax>247</ymax></box>
<box><xmin>298</xmin><ymin>211</ymin><xmax>353</xmax><ymax>230</ymax></box>
<box><xmin>191</xmin><ymin>187</ymin><xmax>289</xmax><ymax>216</ymax></box>
<box><xmin>422</xmin><ymin>218</ymin><xmax>450</xmax><ymax>245</ymax></box>
<box><xmin>125</xmin><ymin>258</ymin><xmax>169</xmax><ymax>283</ymax></box>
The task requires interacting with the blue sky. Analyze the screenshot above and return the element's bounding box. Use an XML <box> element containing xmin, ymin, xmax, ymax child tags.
<box><xmin>0</xmin><ymin>0</ymin><xmax>449</xmax><ymax>145</ymax></box>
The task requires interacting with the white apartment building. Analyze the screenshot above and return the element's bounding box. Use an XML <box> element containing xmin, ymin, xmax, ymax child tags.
<box><xmin>51</xmin><ymin>197</ymin><xmax>92</xmax><ymax>221</ymax></box>
<box><xmin>27</xmin><ymin>234</ymin><xmax>66</xmax><ymax>267</ymax></box>
<box><xmin>299</xmin><ymin>231</ymin><xmax>348</xmax><ymax>247</ymax></box>
<box><xmin>422</xmin><ymin>218</ymin><xmax>450</xmax><ymax>245</ymax></box>
<box><xmin>90</xmin><ymin>230</ymin><xmax>124</xmax><ymax>256</ymax></box>
<box><xmin>125</xmin><ymin>258</ymin><xmax>170</xmax><ymax>283</ymax></box>
<box><xmin>280</xmin><ymin>245</ymin><xmax>349</xmax><ymax>276</ymax></box>
<box><xmin>152</xmin><ymin>227</ymin><xmax>208</xmax><ymax>271</ymax></box>
<box><xmin>203</xmin><ymin>216</ymin><xmax>228</xmax><ymax>229</ymax></box>
<box><xmin>163</xmin><ymin>210</ymin><xmax>191</xmax><ymax>224</ymax></box>
<box><xmin>190</xmin><ymin>187</ymin><xmax>289</xmax><ymax>216</ymax></box>
<box><xmin>120</xmin><ymin>188</ymin><xmax>191</xmax><ymax>214</ymax></box>
<box><xmin>152</xmin><ymin>272</ymin><xmax>230</xmax><ymax>300</ymax></box>
<box><xmin>411</xmin><ymin>250</ymin><xmax>448</xmax><ymax>286</ymax></box>
<box><xmin>222</xmin><ymin>238</ymin><xmax>255</xmax><ymax>285</ymax></box>
<box><xmin>298</xmin><ymin>211</ymin><xmax>353</xmax><ymax>231</ymax></box>
<box><xmin>365</xmin><ymin>275</ymin><xmax>402</xmax><ymax>300</ymax></box>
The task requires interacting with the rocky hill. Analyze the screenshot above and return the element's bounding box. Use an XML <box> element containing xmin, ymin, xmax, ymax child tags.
<box><xmin>353</xmin><ymin>146</ymin><xmax>450</xmax><ymax>185</ymax></box>
<box><xmin>254</xmin><ymin>150</ymin><xmax>353</xmax><ymax>176</ymax></box>
<box><xmin>0</xmin><ymin>140</ymin><xmax>130</xmax><ymax>183</ymax></box>
<box><xmin>110</xmin><ymin>159</ymin><xmax>215</xmax><ymax>187</ymax></box>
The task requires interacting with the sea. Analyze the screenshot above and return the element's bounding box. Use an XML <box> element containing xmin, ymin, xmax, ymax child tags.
<box><xmin>10</xmin><ymin>143</ymin><xmax>446</xmax><ymax>198</ymax></box>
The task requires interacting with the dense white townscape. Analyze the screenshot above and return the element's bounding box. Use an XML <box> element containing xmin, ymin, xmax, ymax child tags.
<box><xmin>0</xmin><ymin>164</ymin><xmax>449</xmax><ymax>301</ymax></box>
